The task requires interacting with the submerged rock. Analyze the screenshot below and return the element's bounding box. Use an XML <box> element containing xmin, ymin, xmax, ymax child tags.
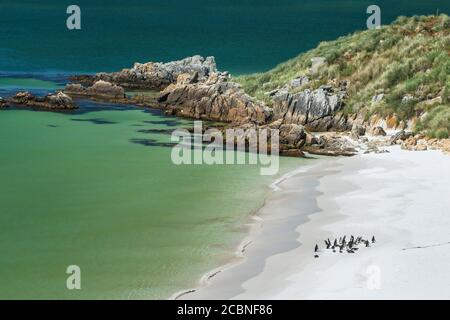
<box><xmin>70</xmin><ymin>55</ymin><xmax>217</xmax><ymax>90</ymax></box>
<box><xmin>9</xmin><ymin>91</ymin><xmax>77</xmax><ymax>110</ymax></box>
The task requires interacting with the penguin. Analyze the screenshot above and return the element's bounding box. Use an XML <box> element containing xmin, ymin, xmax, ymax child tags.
<box><xmin>315</xmin><ymin>244</ymin><xmax>319</xmax><ymax>253</ymax></box>
<box><xmin>314</xmin><ymin>254</ymin><xmax>319</xmax><ymax>259</ymax></box>
<box><xmin>365</xmin><ymin>240</ymin><xmax>370</xmax><ymax>247</ymax></box>
<box><xmin>372</xmin><ymin>236</ymin><xmax>376</xmax><ymax>243</ymax></box>
<box><xmin>333</xmin><ymin>239</ymin><xmax>338</xmax><ymax>247</ymax></box>
<box><xmin>325</xmin><ymin>240</ymin><xmax>331</xmax><ymax>249</ymax></box>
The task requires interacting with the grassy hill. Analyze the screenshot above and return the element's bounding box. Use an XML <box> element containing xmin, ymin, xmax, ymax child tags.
<box><xmin>236</xmin><ymin>15</ymin><xmax>450</xmax><ymax>138</ymax></box>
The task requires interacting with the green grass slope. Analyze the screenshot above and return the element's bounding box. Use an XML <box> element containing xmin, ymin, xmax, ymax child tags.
<box><xmin>236</xmin><ymin>15</ymin><xmax>450</xmax><ymax>138</ymax></box>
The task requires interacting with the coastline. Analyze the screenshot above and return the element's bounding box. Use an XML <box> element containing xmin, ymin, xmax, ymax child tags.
<box><xmin>172</xmin><ymin>156</ymin><xmax>328</xmax><ymax>300</ymax></box>
<box><xmin>178</xmin><ymin>146</ymin><xmax>450</xmax><ymax>300</ymax></box>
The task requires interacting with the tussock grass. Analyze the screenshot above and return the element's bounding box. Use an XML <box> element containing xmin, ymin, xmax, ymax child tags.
<box><xmin>235</xmin><ymin>15</ymin><xmax>450</xmax><ymax>136</ymax></box>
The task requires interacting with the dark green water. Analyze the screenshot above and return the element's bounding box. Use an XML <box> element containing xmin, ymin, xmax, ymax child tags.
<box><xmin>0</xmin><ymin>0</ymin><xmax>448</xmax><ymax>74</ymax></box>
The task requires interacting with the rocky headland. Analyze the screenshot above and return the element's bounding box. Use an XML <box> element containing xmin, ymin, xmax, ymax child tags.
<box><xmin>157</xmin><ymin>71</ymin><xmax>270</xmax><ymax>125</ymax></box>
<box><xmin>69</xmin><ymin>55</ymin><xmax>217</xmax><ymax>90</ymax></box>
<box><xmin>4</xmin><ymin>15</ymin><xmax>449</xmax><ymax>157</ymax></box>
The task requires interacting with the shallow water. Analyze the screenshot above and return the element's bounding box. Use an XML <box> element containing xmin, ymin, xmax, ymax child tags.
<box><xmin>0</xmin><ymin>78</ymin><xmax>304</xmax><ymax>299</ymax></box>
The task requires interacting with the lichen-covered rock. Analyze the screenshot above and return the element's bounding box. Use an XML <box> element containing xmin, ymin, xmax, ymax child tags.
<box><xmin>157</xmin><ymin>72</ymin><xmax>270</xmax><ymax>125</ymax></box>
<box><xmin>390</xmin><ymin>130</ymin><xmax>413</xmax><ymax>145</ymax></box>
<box><xmin>9</xmin><ymin>91</ymin><xmax>77</xmax><ymax>110</ymax></box>
<box><xmin>352</xmin><ymin>123</ymin><xmax>366</xmax><ymax>136</ymax></box>
<box><xmin>272</xmin><ymin>85</ymin><xmax>349</xmax><ymax>131</ymax></box>
<box><xmin>302</xmin><ymin>132</ymin><xmax>357</xmax><ymax>156</ymax></box>
<box><xmin>286</xmin><ymin>75</ymin><xmax>310</xmax><ymax>90</ymax></box>
<box><xmin>70</xmin><ymin>55</ymin><xmax>217</xmax><ymax>90</ymax></box>
<box><xmin>371</xmin><ymin>126</ymin><xmax>387</xmax><ymax>136</ymax></box>
<box><xmin>65</xmin><ymin>80</ymin><xmax>125</xmax><ymax>100</ymax></box>
<box><xmin>401</xmin><ymin>136</ymin><xmax>428</xmax><ymax>151</ymax></box>
<box><xmin>266</xmin><ymin>120</ymin><xmax>307</xmax><ymax>149</ymax></box>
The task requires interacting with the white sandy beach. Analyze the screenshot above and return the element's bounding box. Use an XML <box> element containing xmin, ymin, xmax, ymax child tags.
<box><xmin>181</xmin><ymin>146</ymin><xmax>450</xmax><ymax>300</ymax></box>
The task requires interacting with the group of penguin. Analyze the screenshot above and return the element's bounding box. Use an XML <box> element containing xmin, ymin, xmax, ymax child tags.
<box><xmin>314</xmin><ymin>235</ymin><xmax>376</xmax><ymax>258</ymax></box>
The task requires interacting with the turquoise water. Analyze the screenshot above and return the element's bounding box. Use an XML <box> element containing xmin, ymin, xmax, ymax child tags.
<box><xmin>0</xmin><ymin>0</ymin><xmax>448</xmax><ymax>74</ymax></box>
<box><xmin>0</xmin><ymin>79</ymin><xmax>305</xmax><ymax>299</ymax></box>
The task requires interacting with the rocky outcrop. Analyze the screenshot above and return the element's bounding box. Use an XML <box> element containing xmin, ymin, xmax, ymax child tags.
<box><xmin>371</xmin><ymin>126</ymin><xmax>387</xmax><ymax>136</ymax></box>
<box><xmin>8</xmin><ymin>91</ymin><xmax>77</xmax><ymax>110</ymax></box>
<box><xmin>157</xmin><ymin>72</ymin><xmax>270</xmax><ymax>125</ymax></box>
<box><xmin>70</xmin><ymin>55</ymin><xmax>217</xmax><ymax>90</ymax></box>
<box><xmin>428</xmin><ymin>138</ymin><xmax>450</xmax><ymax>154</ymax></box>
<box><xmin>390</xmin><ymin>130</ymin><xmax>413</xmax><ymax>145</ymax></box>
<box><xmin>302</xmin><ymin>132</ymin><xmax>358</xmax><ymax>156</ymax></box>
<box><xmin>401</xmin><ymin>136</ymin><xmax>428</xmax><ymax>151</ymax></box>
<box><xmin>0</xmin><ymin>97</ymin><xmax>8</xmax><ymax>108</ymax></box>
<box><xmin>271</xmin><ymin>84</ymin><xmax>349</xmax><ymax>132</ymax></box>
<box><xmin>350</xmin><ymin>123</ymin><xmax>366</xmax><ymax>140</ymax></box>
<box><xmin>65</xmin><ymin>80</ymin><xmax>125</xmax><ymax>100</ymax></box>
<box><xmin>265</xmin><ymin>119</ymin><xmax>307</xmax><ymax>150</ymax></box>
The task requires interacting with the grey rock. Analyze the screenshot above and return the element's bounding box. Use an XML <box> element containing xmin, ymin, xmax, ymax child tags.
<box><xmin>390</xmin><ymin>130</ymin><xmax>413</xmax><ymax>145</ymax></box>
<box><xmin>372</xmin><ymin>93</ymin><xmax>384</xmax><ymax>103</ymax></box>
<box><xmin>402</xmin><ymin>94</ymin><xmax>414</xmax><ymax>104</ymax></box>
<box><xmin>352</xmin><ymin>123</ymin><xmax>366</xmax><ymax>136</ymax></box>
<box><xmin>70</xmin><ymin>55</ymin><xmax>218</xmax><ymax>90</ymax></box>
<box><xmin>8</xmin><ymin>91</ymin><xmax>77</xmax><ymax>110</ymax></box>
<box><xmin>371</xmin><ymin>126</ymin><xmax>387</xmax><ymax>136</ymax></box>
<box><xmin>272</xmin><ymin>86</ymin><xmax>349</xmax><ymax>131</ymax></box>
<box><xmin>287</xmin><ymin>75</ymin><xmax>310</xmax><ymax>89</ymax></box>
<box><xmin>65</xmin><ymin>80</ymin><xmax>125</xmax><ymax>100</ymax></box>
<box><xmin>158</xmin><ymin>73</ymin><xmax>270</xmax><ymax>125</ymax></box>
<box><xmin>310</xmin><ymin>57</ymin><xmax>326</xmax><ymax>75</ymax></box>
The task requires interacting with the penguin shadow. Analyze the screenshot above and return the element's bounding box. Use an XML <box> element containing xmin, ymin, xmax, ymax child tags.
<box><xmin>314</xmin><ymin>235</ymin><xmax>376</xmax><ymax>258</ymax></box>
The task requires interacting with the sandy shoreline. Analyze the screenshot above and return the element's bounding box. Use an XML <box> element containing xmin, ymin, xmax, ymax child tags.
<box><xmin>178</xmin><ymin>146</ymin><xmax>450</xmax><ymax>300</ymax></box>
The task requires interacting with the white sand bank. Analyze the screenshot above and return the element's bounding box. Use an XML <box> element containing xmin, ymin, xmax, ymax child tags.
<box><xmin>182</xmin><ymin>147</ymin><xmax>450</xmax><ymax>300</ymax></box>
